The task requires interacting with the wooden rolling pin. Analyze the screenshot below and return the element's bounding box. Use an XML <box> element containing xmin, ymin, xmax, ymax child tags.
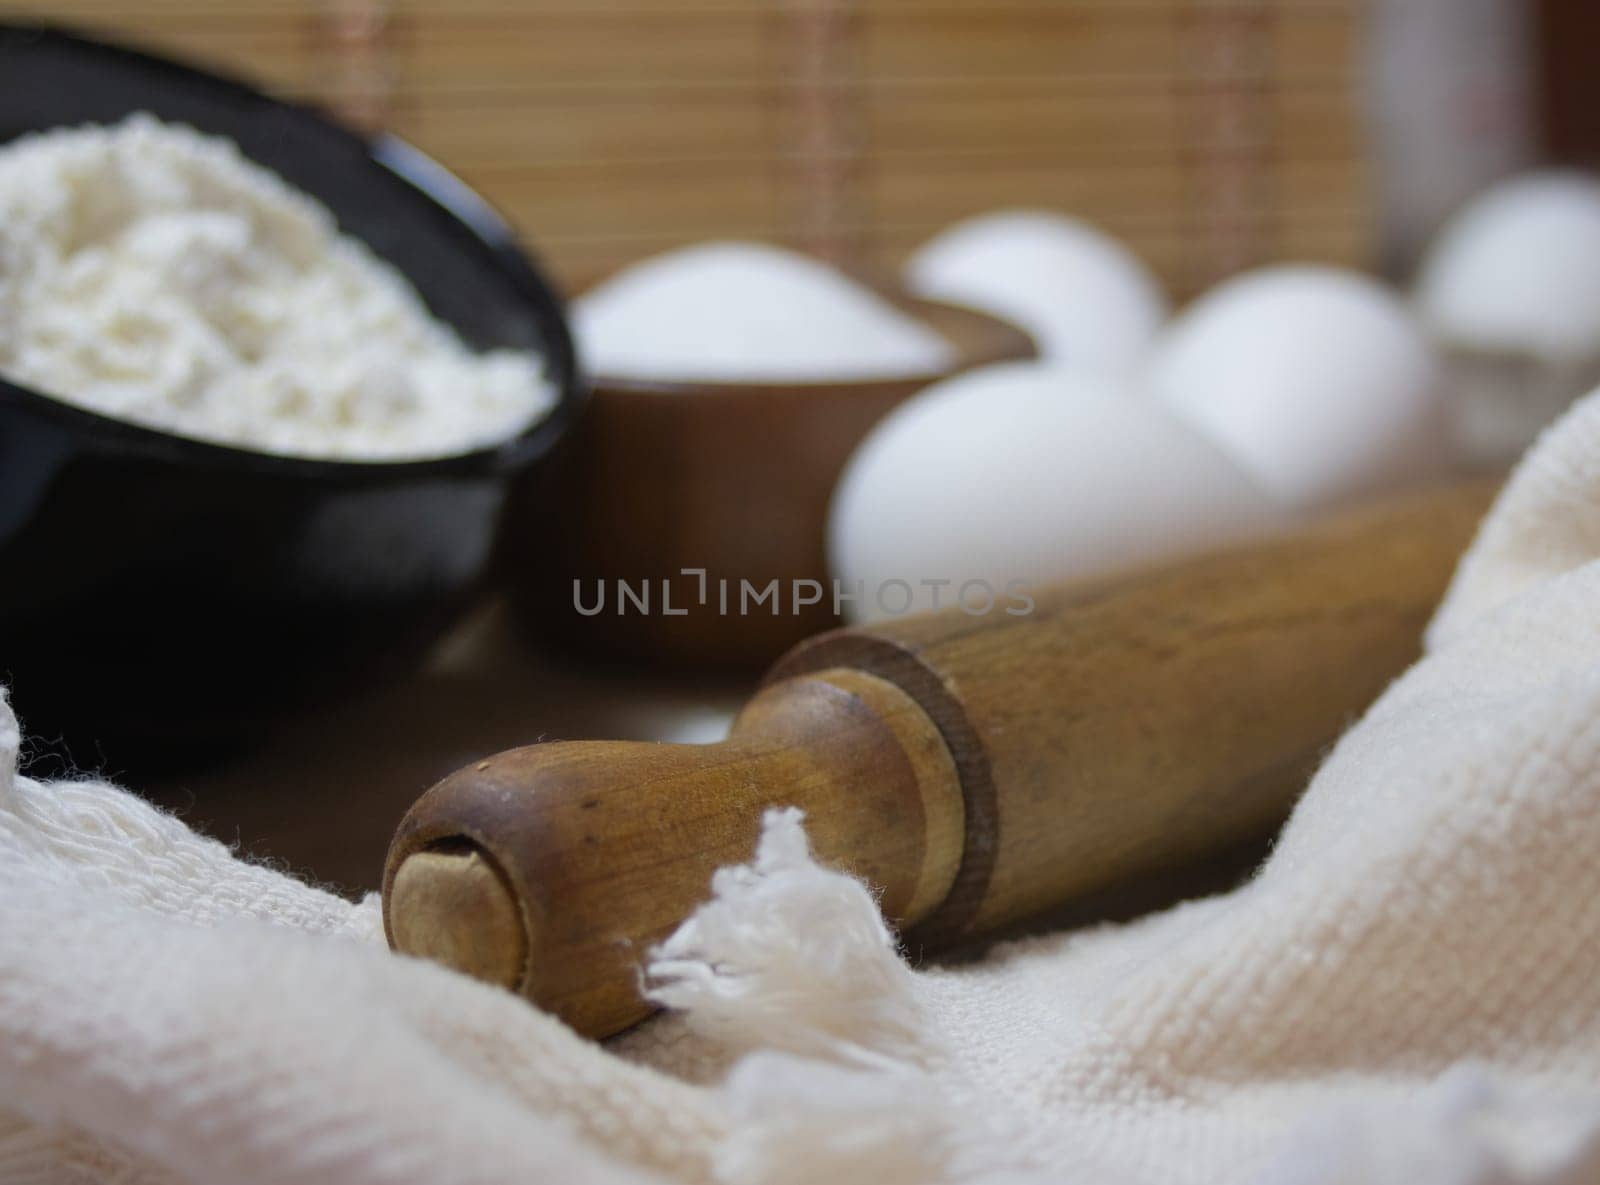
<box><xmin>384</xmin><ymin>481</ymin><xmax>1495</xmax><ymax>1038</ymax></box>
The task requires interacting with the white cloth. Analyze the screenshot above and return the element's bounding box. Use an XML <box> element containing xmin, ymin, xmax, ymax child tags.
<box><xmin>9</xmin><ymin>396</ymin><xmax>1600</xmax><ymax>1184</ymax></box>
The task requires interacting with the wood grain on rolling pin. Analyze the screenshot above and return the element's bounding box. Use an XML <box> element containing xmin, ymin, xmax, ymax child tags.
<box><xmin>772</xmin><ymin>481</ymin><xmax>1498</xmax><ymax>944</ymax></box>
<box><xmin>388</xmin><ymin>481</ymin><xmax>1497</xmax><ymax>1038</ymax></box>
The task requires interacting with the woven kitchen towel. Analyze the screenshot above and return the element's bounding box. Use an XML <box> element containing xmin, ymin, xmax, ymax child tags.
<box><xmin>9</xmin><ymin>398</ymin><xmax>1600</xmax><ymax>1184</ymax></box>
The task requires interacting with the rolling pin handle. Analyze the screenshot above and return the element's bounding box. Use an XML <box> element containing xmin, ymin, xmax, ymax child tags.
<box><xmin>383</xmin><ymin>667</ymin><xmax>964</xmax><ymax>1035</ymax></box>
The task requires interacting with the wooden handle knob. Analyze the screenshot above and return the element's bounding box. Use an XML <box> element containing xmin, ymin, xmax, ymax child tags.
<box><xmin>384</xmin><ymin>667</ymin><xmax>962</xmax><ymax>1037</ymax></box>
<box><xmin>384</xmin><ymin>480</ymin><xmax>1498</xmax><ymax>1038</ymax></box>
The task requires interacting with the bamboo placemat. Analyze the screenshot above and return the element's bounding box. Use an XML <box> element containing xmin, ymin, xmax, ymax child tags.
<box><xmin>6</xmin><ymin>0</ymin><xmax>1373</xmax><ymax>298</ymax></box>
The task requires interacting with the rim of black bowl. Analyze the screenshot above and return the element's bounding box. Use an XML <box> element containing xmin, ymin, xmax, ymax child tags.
<box><xmin>0</xmin><ymin>22</ymin><xmax>587</xmax><ymax>482</ymax></box>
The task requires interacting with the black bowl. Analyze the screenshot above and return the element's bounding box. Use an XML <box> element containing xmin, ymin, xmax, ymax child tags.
<box><xmin>0</xmin><ymin>25</ymin><xmax>584</xmax><ymax>773</ymax></box>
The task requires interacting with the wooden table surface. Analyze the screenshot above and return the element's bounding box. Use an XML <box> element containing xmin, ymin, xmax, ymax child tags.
<box><xmin>134</xmin><ymin>602</ymin><xmax>1268</xmax><ymax>934</ymax></box>
<box><xmin>137</xmin><ymin>604</ymin><xmax>751</xmax><ymax>896</ymax></box>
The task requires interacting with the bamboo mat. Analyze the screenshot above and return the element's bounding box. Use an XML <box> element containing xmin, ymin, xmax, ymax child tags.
<box><xmin>6</xmin><ymin>0</ymin><xmax>1374</xmax><ymax>299</ymax></box>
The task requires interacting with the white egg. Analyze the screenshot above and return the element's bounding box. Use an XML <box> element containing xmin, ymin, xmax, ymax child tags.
<box><xmin>905</xmin><ymin>210</ymin><xmax>1167</xmax><ymax>376</ymax></box>
<box><xmin>574</xmin><ymin>241</ymin><xmax>954</xmax><ymax>383</ymax></box>
<box><xmin>828</xmin><ymin>362</ymin><xmax>1283</xmax><ymax>624</ymax></box>
<box><xmin>1148</xmin><ymin>266</ymin><xmax>1446</xmax><ymax>512</ymax></box>
<box><xmin>1417</xmin><ymin>171</ymin><xmax>1600</xmax><ymax>360</ymax></box>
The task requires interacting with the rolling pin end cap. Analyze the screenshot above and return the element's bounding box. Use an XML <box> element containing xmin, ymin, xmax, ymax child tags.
<box><xmin>387</xmin><ymin>844</ymin><xmax>528</xmax><ymax>992</ymax></box>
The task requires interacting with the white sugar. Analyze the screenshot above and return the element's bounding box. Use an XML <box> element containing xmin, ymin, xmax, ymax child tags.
<box><xmin>575</xmin><ymin>241</ymin><xmax>954</xmax><ymax>383</ymax></box>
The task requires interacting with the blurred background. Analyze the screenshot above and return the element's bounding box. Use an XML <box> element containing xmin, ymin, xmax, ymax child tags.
<box><xmin>5</xmin><ymin>0</ymin><xmax>1579</xmax><ymax>297</ymax></box>
<box><xmin>4</xmin><ymin>0</ymin><xmax>1593</xmax><ymax>893</ymax></box>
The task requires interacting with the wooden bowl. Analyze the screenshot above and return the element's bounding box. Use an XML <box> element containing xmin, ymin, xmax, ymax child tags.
<box><xmin>504</xmin><ymin>296</ymin><xmax>1035</xmax><ymax>669</ymax></box>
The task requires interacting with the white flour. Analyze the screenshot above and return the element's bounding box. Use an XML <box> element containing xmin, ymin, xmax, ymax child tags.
<box><xmin>0</xmin><ymin>115</ymin><xmax>553</xmax><ymax>460</ymax></box>
<box><xmin>575</xmin><ymin>242</ymin><xmax>954</xmax><ymax>383</ymax></box>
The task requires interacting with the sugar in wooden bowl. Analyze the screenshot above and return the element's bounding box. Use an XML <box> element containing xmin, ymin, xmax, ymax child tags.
<box><xmin>504</xmin><ymin>242</ymin><xmax>1035</xmax><ymax>670</ymax></box>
